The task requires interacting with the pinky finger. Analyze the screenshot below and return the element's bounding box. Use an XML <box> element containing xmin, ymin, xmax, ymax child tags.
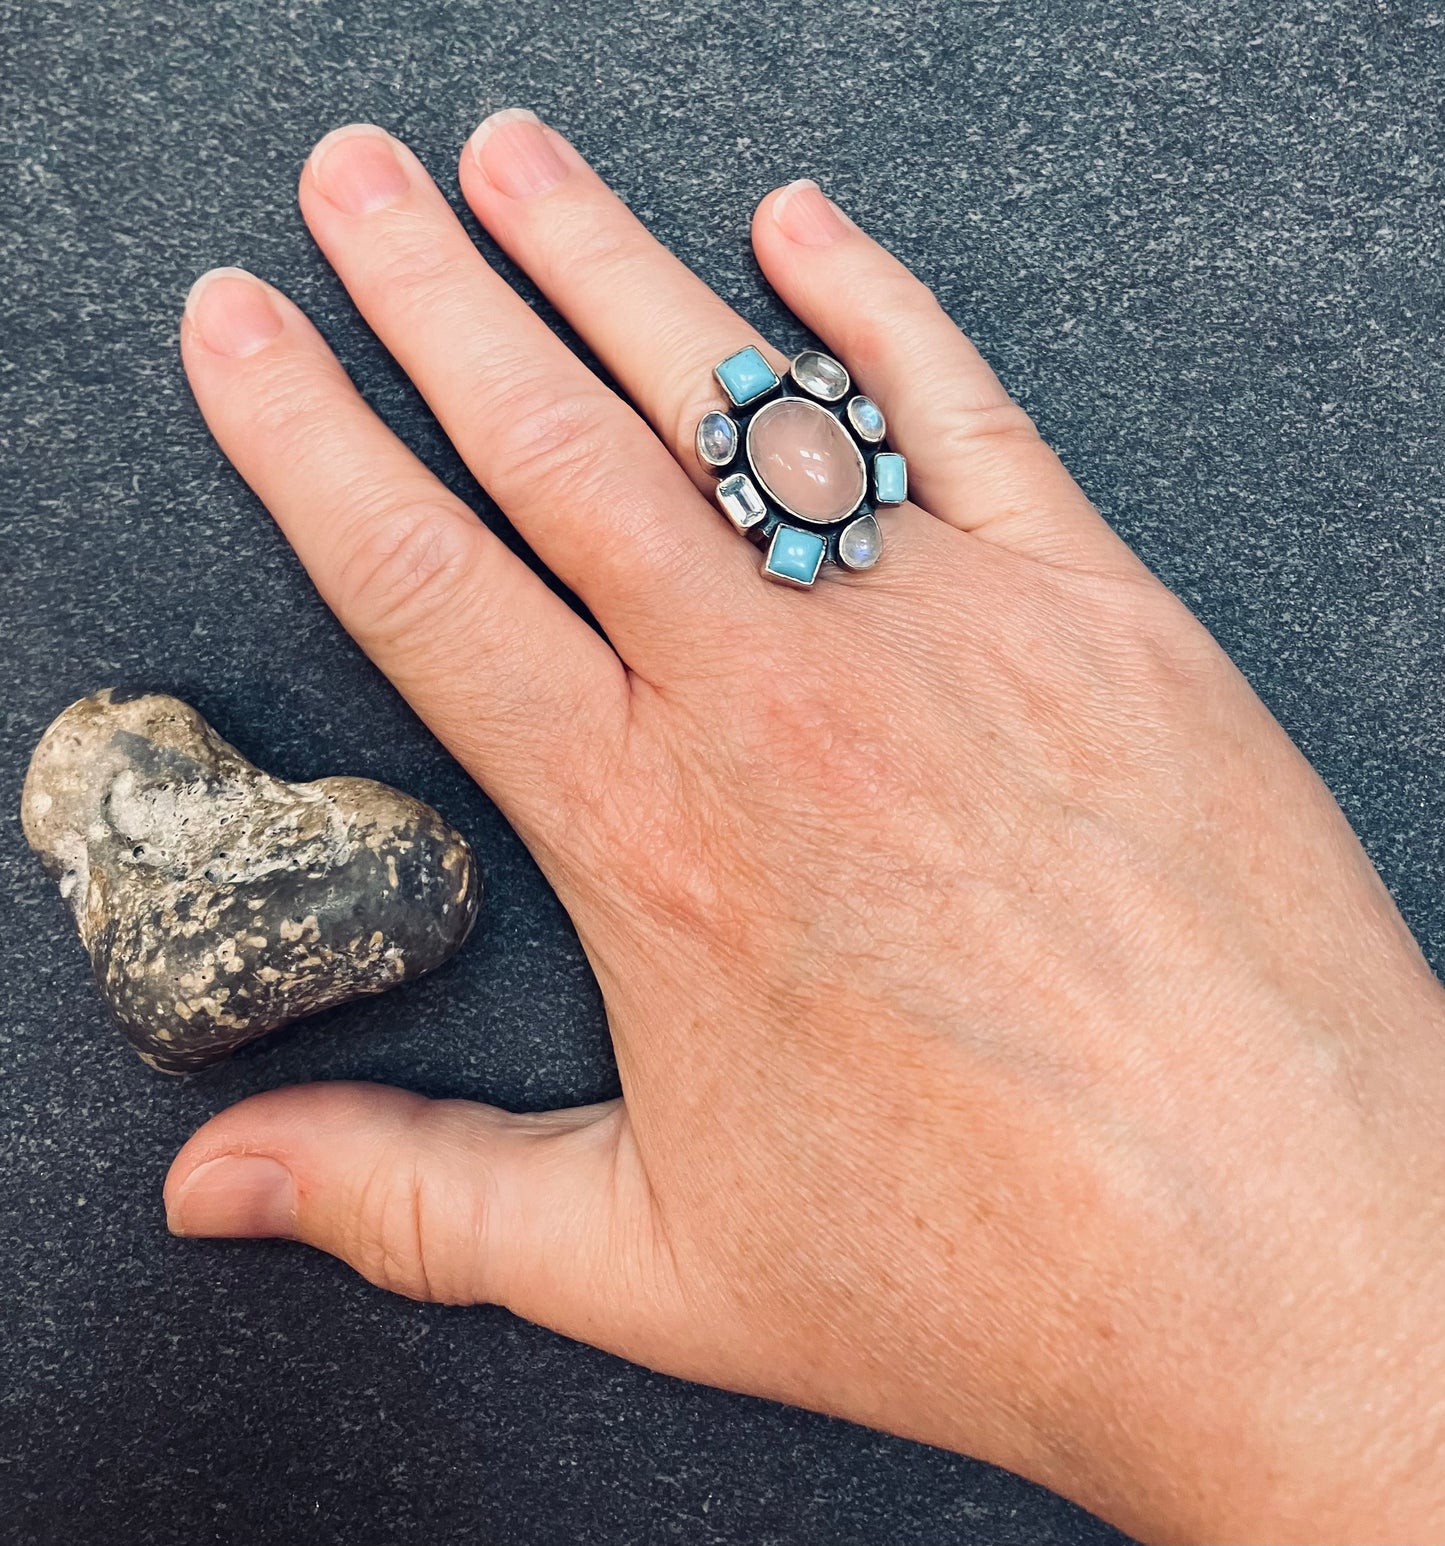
<box><xmin>751</xmin><ymin>181</ymin><xmax>1140</xmax><ymax>575</ymax></box>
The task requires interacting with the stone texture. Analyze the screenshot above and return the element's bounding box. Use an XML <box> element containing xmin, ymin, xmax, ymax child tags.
<box><xmin>0</xmin><ymin>1</ymin><xmax>1438</xmax><ymax>1543</ymax></box>
<box><xmin>22</xmin><ymin>690</ymin><xmax>478</xmax><ymax>1073</ymax></box>
<box><xmin>848</xmin><ymin>395</ymin><xmax>886</xmax><ymax>443</ymax></box>
<box><xmin>714</xmin><ymin>345</ymin><xmax>778</xmax><ymax>406</ymax></box>
<box><xmin>764</xmin><ymin>525</ymin><xmax>828</xmax><ymax>587</ymax></box>
<box><xmin>873</xmin><ymin>451</ymin><xmax>908</xmax><ymax>505</ymax></box>
<box><xmin>747</xmin><ymin>397</ymin><xmax>866</xmax><ymax>524</ymax></box>
<box><xmin>715</xmin><ymin>470</ymin><xmax>767</xmax><ymax>530</ymax></box>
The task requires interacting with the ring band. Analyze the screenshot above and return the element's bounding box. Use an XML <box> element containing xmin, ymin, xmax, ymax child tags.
<box><xmin>696</xmin><ymin>346</ymin><xmax>907</xmax><ymax>589</ymax></box>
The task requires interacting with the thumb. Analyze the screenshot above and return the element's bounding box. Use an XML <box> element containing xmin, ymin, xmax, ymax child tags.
<box><xmin>164</xmin><ymin>1082</ymin><xmax>673</xmax><ymax>1345</ymax></box>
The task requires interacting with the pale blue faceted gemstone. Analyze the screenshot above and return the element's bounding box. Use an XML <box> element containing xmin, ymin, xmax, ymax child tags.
<box><xmin>696</xmin><ymin>410</ymin><xmax>738</xmax><ymax>467</ymax></box>
<box><xmin>873</xmin><ymin>451</ymin><xmax>907</xmax><ymax>505</ymax></box>
<box><xmin>847</xmin><ymin>395</ymin><xmax>886</xmax><ymax>442</ymax></box>
<box><xmin>714</xmin><ymin>346</ymin><xmax>780</xmax><ymax>407</ymax></box>
<box><xmin>764</xmin><ymin>524</ymin><xmax>827</xmax><ymax>588</ymax></box>
<box><xmin>716</xmin><ymin>472</ymin><xmax>767</xmax><ymax>532</ymax></box>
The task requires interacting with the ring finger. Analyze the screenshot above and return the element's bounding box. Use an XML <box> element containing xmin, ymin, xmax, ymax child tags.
<box><xmin>457</xmin><ymin>109</ymin><xmax>948</xmax><ymax>583</ymax></box>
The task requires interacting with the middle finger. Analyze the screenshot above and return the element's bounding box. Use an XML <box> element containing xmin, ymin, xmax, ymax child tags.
<box><xmin>457</xmin><ymin>109</ymin><xmax>793</xmax><ymax>489</ymax></box>
<box><xmin>298</xmin><ymin>125</ymin><xmax>756</xmax><ymax>667</ymax></box>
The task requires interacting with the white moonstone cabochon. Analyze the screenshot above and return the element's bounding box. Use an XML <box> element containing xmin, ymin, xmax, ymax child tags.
<box><xmin>838</xmin><ymin>513</ymin><xmax>883</xmax><ymax>570</ymax></box>
<box><xmin>696</xmin><ymin>410</ymin><xmax>738</xmax><ymax>467</ymax></box>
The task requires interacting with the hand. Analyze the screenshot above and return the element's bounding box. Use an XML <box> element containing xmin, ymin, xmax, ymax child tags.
<box><xmin>166</xmin><ymin>111</ymin><xmax>1445</xmax><ymax>1544</ymax></box>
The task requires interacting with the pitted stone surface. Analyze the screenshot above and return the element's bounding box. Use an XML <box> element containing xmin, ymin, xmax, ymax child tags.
<box><xmin>22</xmin><ymin>691</ymin><xmax>478</xmax><ymax>1072</ymax></box>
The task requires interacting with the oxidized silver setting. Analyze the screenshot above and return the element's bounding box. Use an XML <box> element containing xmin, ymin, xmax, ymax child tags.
<box><xmin>698</xmin><ymin>346</ymin><xmax>907</xmax><ymax>589</ymax></box>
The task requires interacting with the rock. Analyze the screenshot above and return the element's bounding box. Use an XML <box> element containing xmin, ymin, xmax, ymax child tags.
<box><xmin>21</xmin><ymin>690</ymin><xmax>479</xmax><ymax>1074</ymax></box>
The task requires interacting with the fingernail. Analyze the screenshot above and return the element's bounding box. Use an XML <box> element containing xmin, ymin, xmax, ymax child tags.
<box><xmin>773</xmin><ymin>179</ymin><xmax>852</xmax><ymax>247</ymax></box>
<box><xmin>168</xmin><ymin>1155</ymin><xmax>297</xmax><ymax>1238</ymax></box>
<box><xmin>184</xmin><ymin>268</ymin><xmax>284</xmax><ymax>358</ymax></box>
<box><xmin>309</xmin><ymin>123</ymin><xmax>411</xmax><ymax>215</ymax></box>
<box><xmin>467</xmin><ymin>107</ymin><xmax>568</xmax><ymax>198</ymax></box>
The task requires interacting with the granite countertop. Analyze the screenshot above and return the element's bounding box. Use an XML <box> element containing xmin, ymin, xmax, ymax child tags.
<box><xmin>1</xmin><ymin>1</ymin><xmax>1439</xmax><ymax>1541</ymax></box>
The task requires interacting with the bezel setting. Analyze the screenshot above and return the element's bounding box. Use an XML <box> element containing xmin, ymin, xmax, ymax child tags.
<box><xmin>790</xmin><ymin>349</ymin><xmax>851</xmax><ymax>402</ymax></box>
<box><xmin>846</xmin><ymin>394</ymin><xmax>886</xmax><ymax>443</ymax></box>
<box><xmin>873</xmin><ymin>451</ymin><xmax>908</xmax><ymax>506</ymax></box>
<box><xmin>764</xmin><ymin>525</ymin><xmax>828</xmax><ymax>588</ymax></box>
<box><xmin>715</xmin><ymin>471</ymin><xmax>768</xmax><ymax>533</ymax></box>
<box><xmin>696</xmin><ymin>347</ymin><xmax>905</xmax><ymax>588</ymax></box>
<box><xmin>745</xmin><ymin>397</ymin><xmax>867</xmax><ymax>527</ymax></box>
<box><xmin>713</xmin><ymin>346</ymin><xmax>780</xmax><ymax>408</ymax></box>
<box><xmin>837</xmin><ymin>513</ymin><xmax>884</xmax><ymax>571</ymax></box>
<box><xmin>696</xmin><ymin>410</ymin><xmax>739</xmax><ymax>469</ymax></box>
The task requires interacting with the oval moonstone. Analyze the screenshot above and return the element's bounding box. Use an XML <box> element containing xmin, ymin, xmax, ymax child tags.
<box><xmin>847</xmin><ymin>395</ymin><xmax>886</xmax><ymax>442</ymax></box>
<box><xmin>746</xmin><ymin>398</ymin><xmax>866</xmax><ymax>526</ymax></box>
<box><xmin>696</xmin><ymin>410</ymin><xmax>738</xmax><ymax>468</ymax></box>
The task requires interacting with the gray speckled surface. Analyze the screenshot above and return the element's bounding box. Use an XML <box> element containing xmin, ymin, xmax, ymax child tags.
<box><xmin>22</xmin><ymin>690</ymin><xmax>479</xmax><ymax>1073</ymax></box>
<box><xmin>1</xmin><ymin>1</ymin><xmax>1440</xmax><ymax>1542</ymax></box>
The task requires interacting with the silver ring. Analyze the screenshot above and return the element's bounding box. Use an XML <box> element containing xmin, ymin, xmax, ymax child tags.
<box><xmin>696</xmin><ymin>346</ymin><xmax>907</xmax><ymax>589</ymax></box>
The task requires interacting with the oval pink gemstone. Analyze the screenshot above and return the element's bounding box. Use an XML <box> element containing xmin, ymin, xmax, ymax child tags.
<box><xmin>746</xmin><ymin>397</ymin><xmax>866</xmax><ymax>525</ymax></box>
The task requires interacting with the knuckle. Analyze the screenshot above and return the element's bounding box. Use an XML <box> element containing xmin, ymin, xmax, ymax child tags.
<box><xmin>540</xmin><ymin>203</ymin><xmax>636</xmax><ymax>286</ymax></box>
<box><xmin>1049</xmin><ymin>566</ymin><xmax>1226</xmax><ymax>706</ymax></box>
<box><xmin>933</xmin><ymin>399</ymin><xmax>1042</xmax><ymax>461</ymax></box>
<box><xmin>488</xmin><ymin>383</ymin><xmax>608</xmax><ymax>497</ymax></box>
<box><xmin>333</xmin><ymin>497</ymin><xmax>484</xmax><ymax>646</ymax></box>
<box><xmin>351</xmin><ymin>1155</ymin><xmax>435</xmax><ymax>1301</ymax></box>
<box><xmin>840</xmin><ymin>273</ymin><xmax>942</xmax><ymax>373</ymax></box>
<box><xmin>348</xmin><ymin>1107</ymin><xmax>495</xmax><ymax>1306</ymax></box>
<box><xmin>607</xmin><ymin>802</ymin><xmax>740</xmax><ymax>942</ymax></box>
<box><xmin>534</xmin><ymin>722</ymin><xmax>644</xmax><ymax>862</ymax></box>
<box><xmin>838</xmin><ymin>276</ymin><xmax>1041</xmax><ymax>458</ymax></box>
<box><xmin>567</xmin><ymin>716</ymin><xmax>801</xmax><ymax>949</ymax></box>
<box><xmin>1119</xmin><ymin>583</ymin><xmax>1224</xmax><ymax>692</ymax></box>
<box><xmin>550</xmin><ymin>734</ymin><xmax>732</xmax><ymax>938</ymax></box>
<box><xmin>750</xmin><ymin>678</ymin><xmax>896</xmax><ymax>812</ymax></box>
<box><xmin>360</xmin><ymin>231</ymin><xmax>464</xmax><ymax>315</ymax></box>
<box><xmin>244</xmin><ymin>355</ymin><xmax>354</xmax><ymax>441</ymax></box>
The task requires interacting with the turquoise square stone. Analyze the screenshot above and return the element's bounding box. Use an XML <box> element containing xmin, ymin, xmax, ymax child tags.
<box><xmin>764</xmin><ymin>525</ymin><xmax>826</xmax><ymax>587</ymax></box>
<box><xmin>873</xmin><ymin>451</ymin><xmax>907</xmax><ymax>505</ymax></box>
<box><xmin>714</xmin><ymin>346</ymin><xmax>779</xmax><ymax>407</ymax></box>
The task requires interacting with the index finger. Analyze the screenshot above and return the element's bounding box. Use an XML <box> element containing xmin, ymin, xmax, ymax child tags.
<box><xmin>180</xmin><ymin>266</ymin><xmax>632</xmax><ymax>847</ymax></box>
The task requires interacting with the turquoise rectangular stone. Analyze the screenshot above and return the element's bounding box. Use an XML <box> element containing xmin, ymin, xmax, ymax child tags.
<box><xmin>715</xmin><ymin>346</ymin><xmax>779</xmax><ymax>407</ymax></box>
<box><xmin>873</xmin><ymin>451</ymin><xmax>907</xmax><ymax>505</ymax></box>
<box><xmin>764</xmin><ymin>525</ymin><xmax>826</xmax><ymax>588</ymax></box>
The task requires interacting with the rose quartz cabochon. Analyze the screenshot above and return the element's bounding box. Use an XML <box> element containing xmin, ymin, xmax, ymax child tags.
<box><xmin>747</xmin><ymin>398</ymin><xmax>866</xmax><ymax>525</ymax></box>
